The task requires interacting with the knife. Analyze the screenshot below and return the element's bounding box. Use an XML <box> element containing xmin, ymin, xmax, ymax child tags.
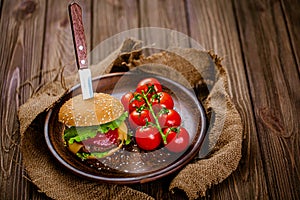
<box><xmin>68</xmin><ymin>2</ymin><xmax>93</xmax><ymax>100</ymax></box>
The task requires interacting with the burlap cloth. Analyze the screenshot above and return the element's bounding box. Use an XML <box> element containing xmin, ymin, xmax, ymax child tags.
<box><xmin>18</xmin><ymin>39</ymin><xmax>243</xmax><ymax>199</ymax></box>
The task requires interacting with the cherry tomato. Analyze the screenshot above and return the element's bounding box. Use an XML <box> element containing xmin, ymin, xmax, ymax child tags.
<box><xmin>136</xmin><ymin>78</ymin><xmax>162</xmax><ymax>95</ymax></box>
<box><xmin>121</xmin><ymin>92</ymin><xmax>145</xmax><ymax>113</ymax></box>
<box><xmin>129</xmin><ymin>92</ymin><xmax>145</xmax><ymax>113</ymax></box>
<box><xmin>150</xmin><ymin>92</ymin><xmax>174</xmax><ymax>110</ymax></box>
<box><xmin>135</xmin><ymin>126</ymin><xmax>162</xmax><ymax>150</ymax></box>
<box><xmin>152</xmin><ymin>104</ymin><xmax>164</xmax><ymax>114</ymax></box>
<box><xmin>163</xmin><ymin>127</ymin><xmax>190</xmax><ymax>153</ymax></box>
<box><xmin>129</xmin><ymin>109</ymin><xmax>154</xmax><ymax>129</ymax></box>
<box><xmin>121</xmin><ymin>92</ymin><xmax>134</xmax><ymax>112</ymax></box>
<box><xmin>157</xmin><ymin>108</ymin><xmax>181</xmax><ymax>128</ymax></box>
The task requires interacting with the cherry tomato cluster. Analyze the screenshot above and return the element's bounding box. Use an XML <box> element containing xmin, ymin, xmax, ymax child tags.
<box><xmin>121</xmin><ymin>78</ymin><xmax>190</xmax><ymax>153</ymax></box>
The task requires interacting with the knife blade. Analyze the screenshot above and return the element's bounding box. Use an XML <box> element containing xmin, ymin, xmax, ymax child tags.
<box><xmin>69</xmin><ymin>2</ymin><xmax>93</xmax><ymax>100</ymax></box>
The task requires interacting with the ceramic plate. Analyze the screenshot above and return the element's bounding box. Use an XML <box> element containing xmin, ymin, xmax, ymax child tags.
<box><xmin>44</xmin><ymin>72</ymin><xmax>207</xmax><ymax>184</ymax></box>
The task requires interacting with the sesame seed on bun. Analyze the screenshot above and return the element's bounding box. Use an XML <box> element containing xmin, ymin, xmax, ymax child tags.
<box><xmin>58</xmin><ymin>93</ymin><xmax>125</xmax><ymax>127</ymax></box>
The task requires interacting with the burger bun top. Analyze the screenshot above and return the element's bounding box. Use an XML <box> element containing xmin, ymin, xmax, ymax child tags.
<box><xmin>58</xmin><ymin>93</ymin><xmax>124</xmax><ymax>127</ymax></box>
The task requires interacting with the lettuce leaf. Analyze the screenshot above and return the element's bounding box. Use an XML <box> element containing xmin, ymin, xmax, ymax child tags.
<box><xmin>97</xmin><ymin>112</ymin><xmax>128</xmax><ymax>133</ymax></box>
<box><xmin>64</xmin><ymin>126</ymin><xmax>98</xmax><ymax>144</ymax></box>
<box><xmin>64</xmin><ymin>112</ymin><xmax>128</xmax><ymax>144</ymax></box>
<box><xmin>76</xmin><ymin>152</ymin><xmax>109</xmax><ymax>160</ymax></box>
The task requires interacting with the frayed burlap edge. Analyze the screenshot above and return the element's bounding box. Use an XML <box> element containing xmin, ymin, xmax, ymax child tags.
<box><xmin>169</xmin><ymin>53</ymin><xmax>243</xmax><ymax>199</ymax></box>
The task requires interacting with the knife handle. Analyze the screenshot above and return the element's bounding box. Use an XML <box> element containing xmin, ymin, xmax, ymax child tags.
<box><xmin>69</xmin><ymin>2</ymin><xmax>88</xmax><ymax>70</ymax></box>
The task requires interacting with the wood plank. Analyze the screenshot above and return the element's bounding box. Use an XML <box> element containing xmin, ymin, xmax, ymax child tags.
<box><xmin>40</xmin><ymin>0</ymin><xmax>91</xmax><ymax>84</ymax></box>
<box><xmin>0</xmin><ymin>0</ymin><xmax>46</xmax><ymax>199</ymax></box>
<box><xmin>138</xmin><ymin>0</ymin><xmax>189</xmax><ymax>55</ymax></box>
<box><xmin>0</xmin><ymin>0</ymin><xmax>3</xmax><ymax>19</ymax></box>
<box><xmin>139</xmin><ymin>0</ymin><xmax>188</xmax><ymax>33</ymax></box>
<box><xmin>186</xmin><ymin>0</ymin><xmax>268</xmax><ymax>199</ymax></box>
<box><xmin>280</xmin><ymin>0</ymin><xmax>300</xmax><ymax>72</ymax></box>
<box><xmin>31</xmin><ymin>1</ymin><xmax>91</xmax><ymax>198</ymax></box>
<box><xmin>91</xmin><ymin>0</ymin><xmax>139</xmax><ymax>65</ymax></box>
<box><xmin>92</xmin><ymin>0</ymin><xmax>139</xmax><ymax>46</ymax></box>
<box><xmin>233</xmin><ymin>0</ymin><xmax>300</xmax><ymax>199</ymax></box>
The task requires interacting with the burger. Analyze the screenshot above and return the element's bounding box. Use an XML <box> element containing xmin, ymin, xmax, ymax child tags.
<box><xmin>58</xmin><ymin>93</ymin><xmax>128</xmax><ymax>160</ymax></box>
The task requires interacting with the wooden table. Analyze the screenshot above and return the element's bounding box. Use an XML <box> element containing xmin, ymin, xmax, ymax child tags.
<box><xmin>1</xmin><ymin>0</ymin><xmax>299</xmax><ymax>199</ymax></box>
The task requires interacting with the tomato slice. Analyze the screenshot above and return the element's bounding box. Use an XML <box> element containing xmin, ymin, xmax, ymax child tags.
<box><xmin>83</xmin><ymin>129</ymin><xmax>119</xmax><ymax>146</ymax></box>
<box><xmin>82</xmin><ymin>129</ymin><xmax>119</xmax><ymax>153</ymax></box>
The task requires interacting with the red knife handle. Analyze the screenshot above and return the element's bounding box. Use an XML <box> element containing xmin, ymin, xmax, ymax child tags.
<box><xmin>69</xmin><ymin>2</ymin><xmax>88</xmax><ymax>69</ymax></box>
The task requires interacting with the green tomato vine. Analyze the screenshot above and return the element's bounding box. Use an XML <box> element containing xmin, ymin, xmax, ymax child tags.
<box><xmin>140</xmin><ymin>89</ymin><xmax>167</xmax><ymax>144</ymax></box>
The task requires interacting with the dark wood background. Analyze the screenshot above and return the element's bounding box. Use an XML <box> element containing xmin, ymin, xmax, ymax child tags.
<box><xmin>0</xmin><ymin>0</ymin><xmax>299</xmax><ymax>199</ymax></box>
